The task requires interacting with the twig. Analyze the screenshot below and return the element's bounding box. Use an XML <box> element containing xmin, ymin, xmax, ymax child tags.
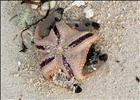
<box><xmin>19</xmin><ymin>9</ymin><xmax>50</xmax><ymax>52</ymax></box>
<box><xmin>9</xmin><ymin>14</ymin><xmax>18</xmax><ymax>22</ymax></box>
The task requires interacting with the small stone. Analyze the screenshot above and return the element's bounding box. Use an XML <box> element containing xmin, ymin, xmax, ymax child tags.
<box><xmin>18</xmin><ymin>61</ymin><xmax>21</xmax><ymax>66</ymax></box>
<box><xmin>29</xmin><ymin>79</ymin><xmax>33</xmax><ymax>83</ymax></box>
<box><xmin>93</xmin><ymin>67</ymin><xmax>97</xmax><ymax>70</ymax></box>
<box><xmin>13</xmin><ymin>73</ymin><xmax>20</xmax><ymax>77</ymax></box>
<box><xmin>41</xmin><ymin>2</ymin><xmax>49</xmax><ymax>11</ymax></box>
<box><xmin>41</xmin><ymin>1</ymin><xmax>56</xmax><ymax>11</ymax></box>
<box><xmin>83</xmin><ymin>7</ymin><xmax>94</xmax><ymax>19</ymax></box>
<box><xmin>39</xmin><ymin>9</ymin><xmax>47</xmax><ymax>16</ymax></box>
<box><xmin>31</xmin><ymin>4</ymin><xmax>38</xmax><ymax>9</ymax></box>
<box><xmin>72</xmin><ymin>1</ymin><xmax>87</xmax><ymax>7</ymax></box>
<box><xmin>91</xmin><ymin>66</ymin><xmax>96</xmax><ymax>70</ymax></box>
<box><xmin>97</xmin><ymin>20</ymin><xmax>101</xmax><ymax>23</ymax></box>
<box><xmin>50</xmin><ymin>1</ymin><xmax>56</xmax><ymax>9</ymax></box>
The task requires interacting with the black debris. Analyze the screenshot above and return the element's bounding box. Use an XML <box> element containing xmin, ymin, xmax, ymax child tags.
<box><xmin>19</xmin><ymin>42</ymin><xmax>28</xmax><ymax>52</ymax></box>
<box><xmin>116</xmin><ymin>60</ymin><xmax>120</xmax><ymax>63</ymax></box>
<box><xmin>136</xmin><ymin>76</ymin><xmax>140</xmax><ymax>83</ymax></box>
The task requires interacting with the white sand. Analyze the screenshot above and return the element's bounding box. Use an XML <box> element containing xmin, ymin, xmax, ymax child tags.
<box><xmin>1</xmin><ymin>1</ymin><xmax>140</xmax><ymax>99</ymax></box>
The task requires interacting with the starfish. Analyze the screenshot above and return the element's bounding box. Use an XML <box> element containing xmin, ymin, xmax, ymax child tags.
<box><xmin>34</xmin><ymin>20</ymin><xmax>100</xmax><ymax>81</ymax></box>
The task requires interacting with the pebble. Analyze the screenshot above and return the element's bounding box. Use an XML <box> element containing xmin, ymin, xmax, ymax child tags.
<box><xmin>31</xmin><ymin>4</ymin><xmax>38</xmax><ymax>9</ymax></box>
<box><xmin>41</xmin><ymin>1</ymin><xmax>56</xmax><ymax>11</ymax></box>
<box><xmin>39</xmin><ymin>9</ymin><xmax>48</xmax><ymax>16</ymax></box>
<box><xmin>93</xmin><ymin>67</ymin><xmax>97</xmax><ymax>70</ymax></box>
<box><xmin>29</xmin><ymin>78</ymin><xmax>33</xmax><ymax>83</ymax></box>
<box><xmin>18</xmin><ymin>61</ymin><xmax>21</xmax><ymax>66</ymax></box>
<box><xmin>91</xmin><ymin>65</ymin><xmax>97</xmax><ymax>70</ymax></box>
<box><xmin>39</xmin><ymin>1</ymin><xmax>56</xmax><ymax>16</ymax></box>
<box><xmin>64</xmin><ymin>1</ymin><xmax>87</xmax><ymax>12</ymax></box>
<box><xmin>97</xmin><ymin>20</ymin><xmax>101</xmax><ymax>23</ymax></box>
<box><xmin>13</xmin><ymin>73</ymin><xmax>20</xmax><ymax>77</ymax></box>
<box><xmin>83</xmin><ymin>7</ymin><xmax>94</xmax><ymax>19</ymax></box>
<box><xmin>71</xmin><ymin>1</ymin><xmax>87</xmax><ymax>7</ymax></box>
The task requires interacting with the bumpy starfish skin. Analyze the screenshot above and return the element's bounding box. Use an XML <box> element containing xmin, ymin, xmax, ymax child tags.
<box><xmin>34</xmin><ymin>20</ymin><xmax>100</xmax><ymax>81</ymax></box>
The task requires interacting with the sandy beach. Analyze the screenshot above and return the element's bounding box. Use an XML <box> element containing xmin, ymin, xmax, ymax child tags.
<box><xmin>1</xmin><ymin>1</ymin><xmax>140</xmax><ymax>99</ymax></box>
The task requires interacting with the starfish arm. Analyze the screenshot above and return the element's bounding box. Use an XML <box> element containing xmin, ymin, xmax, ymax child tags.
<box><xmin>41</xmin><ymin>54</ymin><xmax>70</xmax><ymax>80</ymax></box>
<box><xmin>34</xmin><ymin>25</ymin><xmax>58</xmax><ymax>48</ymax></box>
<box><xmin>65</xmin><ymin>34</ymin><xmax>100</xmax><ymax>80</ymax></box>
<box><xmin>41</xmin><ymin>56</ymin><xmax>58</xmax><ymax>80</ymax></box>
<box><xmin>55</xmin><ymin>20</ymin><xmax>79</xmax><ymax>45</ymax></box>
<box><xmin>42</xmin><ymin>65</ymin><xmax>58</xmax><ymax>80</ymax></box>
<box><xmin>35</xmin><ymin>19</ymin><xmax>102</xmax><ymax>81</ymax></box>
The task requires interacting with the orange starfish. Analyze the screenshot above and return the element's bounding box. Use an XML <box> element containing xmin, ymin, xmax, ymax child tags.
<box><xmin>34</xmin><ymin>20</ymin><xmax>100</xmax><ymax>81</ymax></box>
